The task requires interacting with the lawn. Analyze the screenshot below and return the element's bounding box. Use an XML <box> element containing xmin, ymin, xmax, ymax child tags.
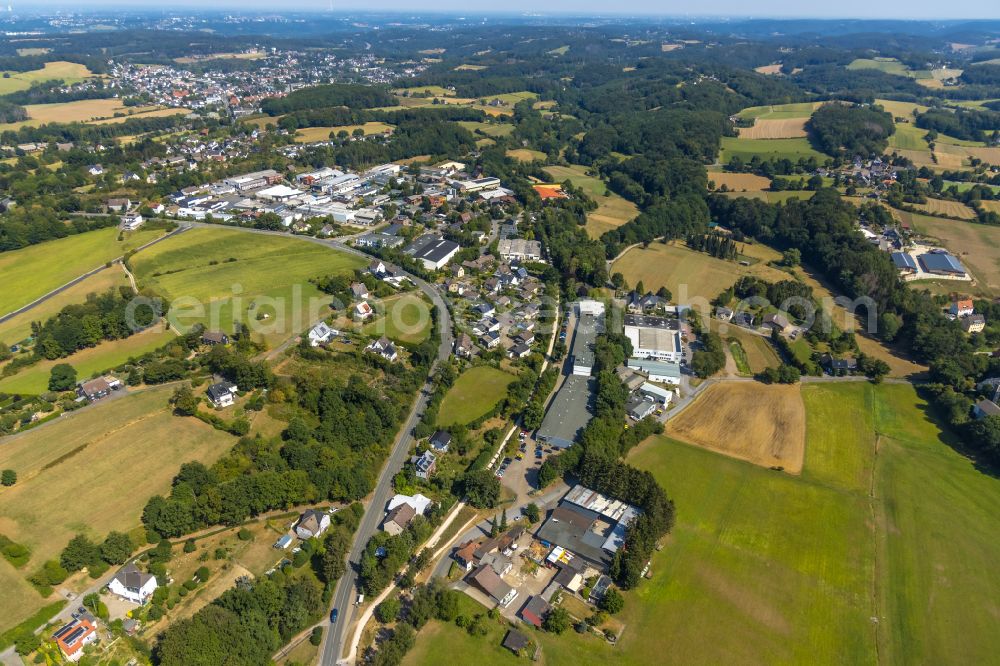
<box><xmin>0</xmin><ymin>385</ymin><xmax>235</xmax><ymax>633</ymax></box>
<box><xmin>0</xmin><ymin>325</ymin><xmax>177</xmax><ymax>394</ymax></box>
<box><xmin>719</xmin><ymin>136</ymin><xmax>827</xmax><ymax>163</ymax></box>
<box><xmin>0</xmin><ymin>265</ymin><xmax>129</xmax><ymax>346</ymax></box>
<box><xmin>611</xmin><ymin>241</ymin><xmax>790</xmax><ymax>303</ymax></box>
<box><xmin>131</xmin><ymin>227</ymin><xmax>365</xmax><ymax>348</ymax></box>
<box><xmin>293</xmin><ymin>122</ymin><xmax>393</xmax><ymax>143</ymax></box>
<box><xmin>0</xmin><ymin>227</ymin><xmax>156</xmax><ymax>317</ymax></box>
<box><xmin>543</xmin><ymin>165</ymin><xmax>638</xmax><ymax>238</ymax></box>
<box><xmin>436</xmin><ymin>366</ymin><xmax>517</xmax><ymax>426</ymax></box>
<box><xmin>0</xmin><ymin>61</ymin><xmax>93</xmax><ymax>95</ymax></box>
<box><xmin>362</xmin><ymin>292</ymin><xmax>434</xmax><ymax>345</ymax></box>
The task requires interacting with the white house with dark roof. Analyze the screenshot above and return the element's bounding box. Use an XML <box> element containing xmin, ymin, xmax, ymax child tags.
<box><xmin>109</xmin><ymin>563</ymin><xmax>157</xmax><ymax>604</ymax></box>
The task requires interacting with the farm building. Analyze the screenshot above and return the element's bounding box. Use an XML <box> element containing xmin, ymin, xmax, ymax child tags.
<box><xmin>891</xmin><ymin>252</ymin><xmax>917</xmax><ymax>274</ymax></box>
<box><xmin>918</xmin><ymin>252</ymin><xmax>967</xmax><ymax>277</ymax></box>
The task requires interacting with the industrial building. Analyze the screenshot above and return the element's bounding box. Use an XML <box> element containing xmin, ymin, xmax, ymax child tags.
<box><xmin>624</xmin><ymin>314</ymin><xmax>683</xmax><ymax>363</ymax></box>
<box><xmin>404</xmin><ymin>234</ymin><xmax>461</xmax><ymax>270</ymax></box>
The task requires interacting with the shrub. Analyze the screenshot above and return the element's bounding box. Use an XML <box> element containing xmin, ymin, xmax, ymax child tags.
<box><xmin>237</xmin><ymin>528</ymin><xmax>252</xmax><ymax>541</ymax></box>
<box><xmin>183</xmin><ymin>539</ymin><xmax>196</xmax><ymax>553</ymax></box>
<box><xmin>1</xmin><ymin>468</ymin><xmax>15</xmax><ymax>486</ymax></box>
<box><xmin>375</xmin><ymin>598</ymin><xmax>400</xmax><ymax>623</ymax></box>
<box><xmin>309</xmin><ymin>626</ymin><xmax>323</xmax><ymax>646</ymax></box>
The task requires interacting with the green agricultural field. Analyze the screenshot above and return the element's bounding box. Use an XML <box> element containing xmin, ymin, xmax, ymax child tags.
<box><xmin>436</xmin><ymin>366</ymin><xmax>516</xmax><ymax>426</ymax></box>
<box><xmin>0</xmin><ymin>227</ymin><xmax>163</xmax><ymax>318</ymax></box>
<box><xmin>0</xmin><ymin>266</ymin><xmax>130</xmax><ymax>346</ymax></box>
<box><xmin>362</xmin><ymin>292</ymin><xmax>434</xmax><ymax>345</ymax></box>
<box><xmin>847</xmin><ymin>57</ymin><xmax>910</xmax><ymax>75</ymax></box>
<box><xmin>0</xmin><ymin>385</ymin><xmax>235</xmax><ymax>634</ymax></box>
<box><xmin>543</xmin><ymin>164</ymin><xmax>638</xmax><ymax>238</ymax></box>
<box><xmin>406</xmin><ymin>382</ymin><xmax>1000</xmax><ymax>664</ymax></box>
<box><xmin>736</xmin><ymin>102</ymin><xmax>820</xmax><ymax>120</ymax></box>
<box><xmin>0</xmin><ymin>325</ymin><xmax>176</xmax><ymax>394</ymax></box>
<box><xmin>888</xmin><ymin>124</ymin><xmax>931</xmax><ymax>151</ymax></box>
<box><xmin>0</xmin><ymin>61</ymin><xmax>93</xmax><ymax>95</ymax></box>
<box><xmin>457</xmin><ymin>121</ymin><xmax>514</xmax><ymax>138</ymax></box>
<box><xmin>131</xmin><ymin>228</ymin><xmax>365</xmax><ymax>348</ymax></box>
<box><xmin>719</xmin><ymin>136</ymin><xmax>827</xmax><ymax>163</ymax></box>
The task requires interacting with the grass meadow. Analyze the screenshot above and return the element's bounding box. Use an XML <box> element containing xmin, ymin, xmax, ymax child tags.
<box><xmin>543</xmin><ymin>165</ymin><xmax>638</xmax><ymax>238</ymax></box>
<box><xmin>611</xmin><ymin>241</ymin><xmax>789</xmax><ymax>302</ymax></box>
<box><xmin>362</xmin><ymin>292</ymin><xmax>434</xmax><ymax>345</ymax></box>
<box><xmin>293</xmin><ymin>122</ymin><xmax>393</xmax><ymax>143</ymax></box>
<box><xmin>0</xmin><ymin>61</ymin><xmax>93</xmax><ymax>95</ymax></box>
<box><xmin>403</xmin><ymin>380</ymin><xmax>1000</xmax><ymax>665</ymax></box>
<box><xmin>131</xmin><ymin>227</ymin><xmax>365</xmax><ymax>348</ymax></box>
<box><xmin>0</xmin><ymin>226</ymin><xmax>161</xmax><ymax>317</ymax></box>
<box><xmin>904</xmin><ymin>213</ymin><xmax>1000</xmax><ymax>297</ymax></box>
<box><xmin>0</xmin><ymin>386</ymin><xmax>234</xmax><ymax>633</ymax></box>
<box><xmin>0</xmin><ymin>265</ymin><xmax>130</xmax><ymax>346</ymax></box>
<box><xmin>719</xmin><ymin>136</ymin><xmax>826</xmax><ymax>163</ymax></box>
<box><xmin>437</xmin><ymin>366</ymin><xmax>516</xmax><ymax>426</ymax></box>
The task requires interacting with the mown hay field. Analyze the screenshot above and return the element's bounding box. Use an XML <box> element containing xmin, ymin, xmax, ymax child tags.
<box><xmin>910</xmin><ymin>198</ymin><xmax>977</xmax><ymax>219</ymax></box>
<box><xmin>738</xmin><ymin>117</ymin><xmax>808</xmax><ymax>139</ymax></box>
<box><xmin>0</xmin><ymin>61</ymin><xmax>93</xmax><ymax>95</ymax></box>
<box><xmin>707</xmin><ymin>170</ymin><xmax>771</xmax><ymax>191</ymax></box>
<box><xmin>612</xmin><ymin>241</ymin><xmax>790</xmax><ymax>302</ymax></box>
<box><xmin>666</xmin><ymin>382</ymin><xmax>806</xmax><ymax>472</ymax></box>
<box><xmin>0</xmin><ymin>386</ymin><xmax>234</xmax><ymax>633</ymax></box>
<box><xmin>293</xmin><ymin>122</ymin><xmax>393</xmax><ymax>143</ymax></box>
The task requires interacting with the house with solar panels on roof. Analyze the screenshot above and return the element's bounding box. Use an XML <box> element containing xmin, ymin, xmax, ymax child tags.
<box><xmin>53</xmin><ymin>617</ymin><xmax>97</xmax><ymax>662</ymax></box>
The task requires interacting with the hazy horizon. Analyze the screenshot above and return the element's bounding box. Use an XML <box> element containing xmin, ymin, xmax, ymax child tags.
<box><xmin>12</xmin><ymin>2</ymin><xmax>1000</xmax><ymax>21</ymax></box>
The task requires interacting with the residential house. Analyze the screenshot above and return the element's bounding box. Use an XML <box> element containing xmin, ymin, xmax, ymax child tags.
<box><xmin>381</xmin><ymin>503</ymin><xmax>416</xmax><ymax>536</ymax></box>
<box><xmin>480</xmin><ymin>551</ymin><xmax>514</xmax><ymax>576</ymax></box>
<box><xmin>295</xmin><ymin>509</ymin><xmax>331</xmax><ymax>539</ymax></box>
<box><xmin>202</xmin><ymin>330</ymin><xmax>229</xmax><ymax>346</ymax></box>
<box><xmin>107</xmin><ymin>197</ymin><xmax>132</xmax><ymax>212</ymax></box>
<box><xmin>963</xmin><ymin>314</ymin><xmax>986</xmax><ymax>334</ymax></box>
<box><xmin>411</xmin><ymin>450</ymin><xmax>437</xmax><ymax>479</ymax></box>
<box><xmin>467</xmin><ymin>564</ymin><xmax>518</xmax><ymax>607</ymax></box>
<box><xmin>454</xmin><ymin>333</ymin><xmax>475</xmax><ymax>358</ymax></box>
<box><xmin>355</xmin><ymin>301</ymin><xmax>374</xmax><ymax>320</ymax></box>
<box><xmin>121</xmin><ymin>212</ymin><xmax>144</xmax><ymax>231</ymax></box>
<box><xmin>974</xmin><ymin>398</ymin><xmax>1000</xmax><ymax>420</ymax></box>
<box><xmin>519</xmin><ymin>596</ymin><xmax>551</xmax><ymax>628</ymax></box>
<box><xmin>351</xmin><ymin>282</ymin><xmax>370</xmax><ymax>300</ymax></box>
<box><xmin>108</xmin><ymin>563</ymin><xmax>158</xmax><ymax>604</ymax></box>
<box><xmin>763</xmin><ymin>313</ymin><xmax>793</xmax><ymax>335</ymax></box>
<box><xmin>207</xmin><ymin>381</ymin><xmax>238</xmax><ymax>408</ymax></box>
<box><xmin>479</xmin><ymin>331</ymin><xmax>502</xmax><ymax>349</ymax></box>
<box><xmin>429</xmin><ymin>430</ymin><xmax>452</xmax><ymax>452</ymax></box>
<box><xmin>53</xmin><ymin>618</ymin><xmax>98</xmax><ymax>662</ymax></box>
<box><xmin>308</xmin><ymin>322</ymin><xmax>339</xmax><ymax>346</ymax></box>
<box><xmin>366</xmin><ymin>336</ymin><xmax>398</xmax><ymax>362</ymax></box>
<box><xmin>508</xmin><ymin>343</ymin><xmax>531</xmax><ymax>359</ymax></box>
<box><xmin>77</xmin><ymin>376</ymin><xmax>122</xmax><ymax>401</ymax></box>
<box><xmin>715</xmin><ymin>306</ymin><xmax>734</xmax><ymax>321</ymax></box>
<box><xmin>950</xmin><ymin>299</ymin><xmax>975</xmax><ymax>318</ymax></box>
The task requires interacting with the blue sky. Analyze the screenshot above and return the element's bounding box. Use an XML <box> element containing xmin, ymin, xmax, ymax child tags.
<box><xmin>22</xmin><ymin>2</ymin><xmax>1000</xmax><ymax>19</ymax></box>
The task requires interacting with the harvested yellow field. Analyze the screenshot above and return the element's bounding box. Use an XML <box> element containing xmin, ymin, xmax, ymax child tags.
<box><xmin>0</xmin><ymin>99</ymin><xmax>181</xmax><ymax>130</ymax></box>
<box><xmin>893</xmin><ymin>149</ymin><xmax>938</xmax><ymax>170</ymax></box>
<box><xmin>911</xmin><ymin>198</ymin><xmax>977</xmax><ymax>219</ymax></box>
<box><xmin>707</xmin><ymin>170</ymin><xmax>771</xmax><ymax>191</ymax></box>
<box><xmin>738</xmin><ymin>118</ymin><xmax>808</xmax><ymax>139</ymax></box>
<box><xmin>754</xmin><ymin>64</ymin><xmax>783</xmax><ymax>75</ymax></box>
<box><xmin>661</xmin><ymin>43</ymin><xmax>682</xmax><ymax>52</ymax></box>
<box><xmin>174</xmin><ymin>51</ymin><xmax>265</xmax><ymax>64</ymax></box>
<box><xmin>876</xmin><ymin>98</ymin><xmax>930</xmax><ymax>120</ymax></box>
<box><xmin>15</xmin><ymin>47</ymin><xmax>51</xmax><ymax>56</ymax></box>
<box><xmin>667</xmin><ymin>382</ymin><xmax>806</xmax><ymax>473</ymax></box>
<box><xmin>454</xmin><ymin>64</ymin><xmax>486</xmax><ymax>71</ymax></box>
<box><xmin>979</xmin><ymin>200</ymin><xmax>1000</xmax><ymax>214</ymax></box>
<box><xmin>89</xmin><ymin>108</ymin><xmax>186</xmax><ymax>125</ymax></box>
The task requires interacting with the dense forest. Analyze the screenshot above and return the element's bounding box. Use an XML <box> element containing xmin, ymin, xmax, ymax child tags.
<box><xmin>260</xmin><ymin>83</ymin><xmax>395</xmax><ymax>115</ymax></box>
<box><xmin>807</xmin><ymin>104</ymin><xmax>895</xmax><ymax>156</ymax></box>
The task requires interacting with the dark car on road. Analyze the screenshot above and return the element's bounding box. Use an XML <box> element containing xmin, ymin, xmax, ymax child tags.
<box><xmin>330</xmin><ymin>608</ymin><xmax>339</xmax><ymax>623</ymax></box>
